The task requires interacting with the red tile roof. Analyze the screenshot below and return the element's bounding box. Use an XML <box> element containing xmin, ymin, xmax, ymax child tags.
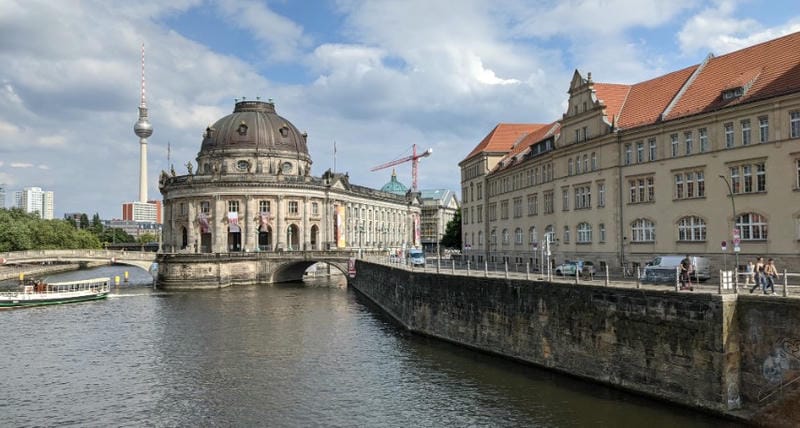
<box><xmin>664</xmin><ymin>31</ymin><xmax>800</xmax><ymax>120</ymax></box>
<box><xmin>461</xmin><ymin>123</ymin><xmax>548</xmax><ymax>164</ymax></box>
<box><xmin>592</xmin><ymin>83</ymin><xmax>631</xmax><ymax>124</ymax></box>
<box><xmin>494</xmin><ymin>122</ymin><xmax>560</xmax><ymax>172</ymax></box>
<box><xmin>616</xmin><ymin>65</ymin><xmax>698</xmax><ymax>128</ymax></box>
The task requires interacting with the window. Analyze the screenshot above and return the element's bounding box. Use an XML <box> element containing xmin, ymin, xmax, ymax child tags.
<box><xmin>282</xmin><ymin>162</ymin><xmax>292</xmax><ymax>174</ymax></box>
<box><xmin>488</xmin><ymin>203</ymin><xmax>497</xmax><ymax>221</ymax></box>
<box><xmin>529</xmin><ymin>227</ymin><xmax>537</xmax><ymax>244</ymax></box>
<box><xmin>575</xmin><ymin>156</ymin><xmax>581</xmax><ymax>174</ymax></box>
<box><xmin>259</xmin><ymin>200</ymin><xmax>270</xmax><ymax>213</ymax></box>
<box><xmin>729</xmin><ymin>162</ymin><xmax>766</xmax><ymax>194</ymax></box>
<box><xmin>583</xmin><ymin>154</ymin><xmax>589</xmax><ymax>172</ymax></box>
<box><xmin>791</xmin><ymin>112</ymin><xmax>800</xmax><ymax>139</ymax></box>
<box><xmin>736</xmin><ymin>213</ymin><xmax>768</xmax><ymax>240</ymax></box>
<box><xmin>490</xmin><ymin>230</ymin><xmax>497</xmax><ymax>245</ymax></box>
<box><xmin>515</xmin><ymin>228</ymin><xmax>523</xmax><ymax>245</ymax></box>
<box><xmin>228</xmin><ymin>200</ymin><xmax>239</xmax><ymax>213</ymax></box>
<box><xmin>513</xmin><ymin>197</ymin><xmax>522</xmax><ymax>218</ymax></box>
<box><xmin>575</xmin><ymin>129</ymin><xmax>580</xmax><ymax>143</ymax></box>
<box><xmin>312</xmin><ymin>202</ymin><xmax>319</xmax><ymax>216</ymax></box>
<box><xmin>796</xmin><ymin>159</ymin><xmax>800</xmax><ymax>189</ymax></box>
<box><xmin>527</xmin><ymin>194</ymin><xmax>537</xmax><ymax>216</ymax></box>
<box><xmin>597</xmin><ymin>182</ymin><xmax>605</xmax><ymax>207</ymax></box>
<box><xmin>674</xmin><ymin>170</ymin><xmax>705</xmax><ymax>199</ymax></box>
<box><xmin>477</xmin><ymin>206</ymin><xmax>483</xmax><ymax>222</ymax></box>
<box><xmin>671</xmin><ymin>134</ymin><xmax>679</xmax><ymax>157</ymax></box>
<box><xmin>678</xmin><ymin>216</ymin><xmax>706</xmax><ymax>241</ymax></box>
<box><xmin>502</xmin><ymin>229</ymin><xmax>510</xmax><ymax>245</ymax></box>
<box><xmin>624</xmin><ymin>144</ymin><xmax>632</xmax><ymax>165</ymax></box>
<box><xmin>591</xmin><ymin>152</ymin><xmax>597</xmax><ymax>170</ymax></box>
<box><xmin>288</xmin><ymin>201</ymin><xmax>299</xmax><ymax>214</ymax></box>
<box><xmin>562</xmin><ymin>189</ymin><xmax>569</xmax><ymax>211</ymax></box>
<box><xmin>599</xmin><ymin>223</ymin><xmax>606</xmax><ymax>242</ymax></box>
<box><xmin>582</xmin><ymin>126</ymin><xmax>588</xmax><ymax>141</ymax></box>
<box><xmin>629</xmin><ymin>177</ymin><xmax>654</xmax><ymax>203</ymax></box>
<box><xmin>577</xmin><ymin>222</ymin><xmax>592</xmax><ymax>243</ymax></box>
<box><xmin>179</xmin><ymin>202</ymin><xmax>187</xmax><ymax>215</ymax></box>
<box><xmin>698</xmin><ymin>128</ymin><xmax>708</xmax><ymax>153</ymax></box>
<box><xmin>574</xmin><ymin>185</ymin><xmax>591</xmax><ymax>209</ymax></box>
<box><xmin>200</xmin><ymin>201</ymin><xmax>210</xmax><ymax>214</ymax></box>
<box><xmin>636</xmin><ymin>141</ymin><xmax>644</xmax><ymax>163</ymax></box>
<box><xmin>759</xmin><ymin>117</ymin><xmax>769</xmax><ymax>143</ymax></box>
<box><xmin>725</xmin><ymin>122</ymin><xmax>734</xmax><ymax>148</ymax></box>
<box><xmin>563</xmin><ymin>226</ymin><xmax>570</xmax><ymax>244</ymax></box>
<box><xmin>741</xmin><ymin>119</ymin><xmax>751</xmax><ymax>145</ymax></box>
<box><xmin>684</xmin><ymin>131</ymin><xmax>692</xmax><ymax>155</ymax></box>
<box><xmin>544</xmin><ymin>192</ymin><xmax>554</xmax><ymax>214</ymax></box>
<box><xmin>648</xmin><ymin>138</ymin><xmax>657</xmax><ymax>161</ymax></box>
<box><xmin>631</xmin><ymin>219</ymin><xmax>655</xmax><ymax>242</ymax></box>
<box><xmin>500</xmin><ymin>200</ymin><xmax>509</xmax><ymax>219</ymax></box>
<box><xmin>568</xmin><ymin>158</ymin><xmax>574</xmax><ymax>175</ymax></box>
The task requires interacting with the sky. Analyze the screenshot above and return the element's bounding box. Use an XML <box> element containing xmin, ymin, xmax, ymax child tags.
<box><xmin>1</xmin><ymin>0</ymin><xmax>799</xmax><ymax>219</ymax></box>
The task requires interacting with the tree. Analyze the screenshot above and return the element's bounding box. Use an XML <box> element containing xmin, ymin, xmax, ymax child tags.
<box><xmin>79</xmin><ymin>213</ymin><xmax>90</xmax><ymax>229</ymax></box>
<box><xmin>439</xmin><ymin>208</ymin><xmax>462</xmax><ymax>249</ymax></box>
<box><xmin>137</xmin><ymin>232</ymin><xmax>159</xmax><ymax>244</ymax></box>
<box><xmin>90</xmin><ymin>213</ymin><xmax>103</xmax><ymax>234</ymax></box>
<box><xmin>0</xmin><ymin>208</ymin><xmax>102</xmax><ymax>251</ymax></box>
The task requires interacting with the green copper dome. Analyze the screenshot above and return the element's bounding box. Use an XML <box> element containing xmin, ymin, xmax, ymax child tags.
<box><xmin>380</xmin><ymin>170</ymin><xmax>408</xmax><ymax>195</ymax></box>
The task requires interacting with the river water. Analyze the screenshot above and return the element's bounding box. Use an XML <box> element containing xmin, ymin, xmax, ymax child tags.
<box><xmin>0</xmin><ymin>265</ymin><xmax>743</xmax><ymax>427</ymax></box>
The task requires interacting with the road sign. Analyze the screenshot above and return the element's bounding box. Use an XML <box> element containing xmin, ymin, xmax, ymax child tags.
<box><xmin>734</xmin><ymin>245</ymin><xmax>741</xmax><ymax>253</ymax></box>
<box><xmin>348</xmin><ymin>257</ymin><xmax>356</xmax><ymax>278</ymax></box>
<box><xmin>532</xmin><ymin>242</ymin><xmax>538</xmax><ymax>249</ymax></box>
<box><xmin>721</xmin><ymin>241</ymin><xmax>727</xmax><ymax>251</ymax></box>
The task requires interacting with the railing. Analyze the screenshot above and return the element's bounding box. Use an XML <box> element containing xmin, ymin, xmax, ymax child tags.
<box><xmin>363</xmin><ymin>255</ymin><xmax>800</xmax><ymax>296</ymax></box>
<box><xmin>1</xmin><ymin>277</ymin><xmax>110</xmax><ymax>297</ymax></box>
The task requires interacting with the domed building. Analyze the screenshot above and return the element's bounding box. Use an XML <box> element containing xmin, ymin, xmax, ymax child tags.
<box><xmin>380</xmin><ymin>170</ymin><xmax>408</xmax><ymax>195</ymax></box>
<box><xmin>158</xmin><ymin>99</ymin><xmax>421</xmax><ymax>260</ymax></box>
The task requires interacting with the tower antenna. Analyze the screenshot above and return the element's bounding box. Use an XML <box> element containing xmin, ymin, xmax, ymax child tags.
<box><xmin>134</xmin><ymin>42</ymin><xmax>154</xmax><ymax>202</ymax></box>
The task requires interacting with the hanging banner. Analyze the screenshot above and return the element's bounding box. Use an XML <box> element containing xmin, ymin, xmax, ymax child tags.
<box><xmin>228</xmin><ymin>211</ymin><xmax>240</xmax><ymax>233</ymax></box>
<box><xmin>335</xmin><ymin>205</ymin><xmax>347</xmax><ymax>248</ymax></box>
<box><xmin>259</xmin><ymin>212</ymin><xmax>271</xmax><ymax>230</ymax></box>
<box><xmin>198</xmin><ymin>213</ymin><xmax>210</xmax><ymax>233</ymax></box>
<box><xmin>348</xmin><ymin>257</ymin><xmax>356</xmax><ymax>278</ymax></box>
<box><xmin>413</xmin><ymin>213</ymin><xmax>421</xmax><ymax>247</ymax></box>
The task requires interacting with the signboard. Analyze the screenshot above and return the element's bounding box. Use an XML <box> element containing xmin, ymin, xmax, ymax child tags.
<box><xmin>733</xmin><ymin>228</ymin><xmax>741</xmax><ymax>252</ymax></box>
<box><xmin>413</xmin><ymin>213</ymin><xmax>421</xmax><ymax>247</ymax></box>
<box><xmin>347</xmin><ymin>257</ymin><xmax>356</xmax><ymax>278</ymax></box>
<box><xmin>335</xmin><ymin>205</ymin><xmax>347</xmax><ymax>248</ymax></box>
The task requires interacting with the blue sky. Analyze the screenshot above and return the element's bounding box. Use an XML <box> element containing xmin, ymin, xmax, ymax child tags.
<box><xmin>1</xmin><ymin>0</ymin><xmax>799</xmax><ymax>218</ymax></box>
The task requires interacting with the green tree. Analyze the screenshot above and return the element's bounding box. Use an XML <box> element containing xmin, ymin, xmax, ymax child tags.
<box><xmin>79</xmin><ymin>213</ymin><xmax>90</xmax><ymax>229</ymax></box>
<box><xmin>439</xmin><ymin>208</ymin><xmax>462</xmax><ymax>249</ymax></box>
<box><xmin>90</xmin><ymin>213</ymin><xmax>103</xmax><ymax>234</ymax></box>
<box><xmin>98</xmin><ymin>227</ymin><xmax>135</xmax><ymax>245</ymax></box>
<box><xmin>0</xmin><ymin>208</ymin><xmax>102</xmax><ymax>250</ymax></box>
<box><xmin>137</xmin><ymin>232</ymin><xmax>159</xmax><ymax>244</ymax></box>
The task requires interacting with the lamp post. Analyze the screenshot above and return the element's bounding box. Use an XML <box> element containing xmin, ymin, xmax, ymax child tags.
<box><xmin>718</xmin><ymin>175</ymin><xmax>739</xmax><ymax>272</ymax></box>
<box><xmin>358</xmin><ymin>221</ymin><xmax>365</xmax><ymax>259</ymax></box>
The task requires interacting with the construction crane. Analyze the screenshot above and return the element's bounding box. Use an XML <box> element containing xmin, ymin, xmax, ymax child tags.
<box><xmin>370</xmin><ymin>144</ymin><xmax>432</xmax><ymax>192</ymax></box>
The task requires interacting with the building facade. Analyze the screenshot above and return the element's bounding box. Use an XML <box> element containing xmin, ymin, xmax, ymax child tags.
<box><xmin>419</xmin><ymin>189</ymin><xmax>460</xmax><ymax>254</ymax></box>
<box><xmin>159</xmin><ymin>99</ymin><xmax>421</xmax><ymax>254</ymax></box>
<box><xmin>460</xmin><ymin>32</ymin><xmax>800</xmax><ymax>273</ymax></box>
<box><xmin>14</xmin><ymin>187</ymin><xmax>54</xmax><ymax>219</ymax></box>
<box><xmin>122</xmin><ymin>200</ymin><xmax>162</xmax><ymax>223</ymax></box>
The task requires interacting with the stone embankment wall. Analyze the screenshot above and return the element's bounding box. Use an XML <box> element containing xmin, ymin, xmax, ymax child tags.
<box><xmin>349</xmin><ymin>261</ymin><xmax>800</xmax><ymax>419</ymax></box>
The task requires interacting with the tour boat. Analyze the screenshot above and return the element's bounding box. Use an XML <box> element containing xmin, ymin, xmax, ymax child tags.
<box><xmin>0</xmin><ymin>277</ymin><xmax>110</xmax><ymax>308</ymax></box>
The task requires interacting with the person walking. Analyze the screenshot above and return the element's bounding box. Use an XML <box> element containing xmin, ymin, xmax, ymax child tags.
<box><xmin>764</xmin><ymin>258</ymin><xmax>779</xmax><ymax>295</ymax></box>
<box><xmin>744</xmin><ymin>259</ymin><xmax>755</xmax><ymax>287</ymax></box>
<box><xmin>750</xmin><ymin>257</ymin><xmax>766</xmax><ymax>294</ymax></box>
<box><xmin>679</xmin><ymin>255</ymin><xmax>693</xmax><ymax>291</ymax></box>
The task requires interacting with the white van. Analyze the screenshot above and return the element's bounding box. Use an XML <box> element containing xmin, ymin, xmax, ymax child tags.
<box><xmin>407</xmin><ymin>249</ymin><xmax>426</xmax><ymax>267</ymax></box>
<box><xmin>642</xmin><ymin>255</ymin><xmax>711</xmax><ymax>283</ymax></box>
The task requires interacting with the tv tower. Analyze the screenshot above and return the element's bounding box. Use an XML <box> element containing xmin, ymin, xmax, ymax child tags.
<box><xmin>133</xmin><ymin>43</ymin><xmax>153</xmax><ymax>202</ymax></box>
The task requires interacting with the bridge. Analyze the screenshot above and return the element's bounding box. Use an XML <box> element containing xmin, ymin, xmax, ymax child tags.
<box><xmin>0</xmin><ymin>249</ymin><xmax>157</xmax><ymax>272</ymax></box>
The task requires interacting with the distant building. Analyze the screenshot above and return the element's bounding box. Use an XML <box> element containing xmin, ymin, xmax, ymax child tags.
<box><xmin>104</xmin><ymin>219</ymin><xmax>162</xmax><ymax>239</ymax></box>
<box><xmin>0</xmin><ymin>184</ymin><xmax>5</xmax><ymax>209</ymax></box>
<box><xmin>14</xmin><ymin>187</ymin><xmax>54</xmax><ymax>219</ymax></box>
<box><xmin>122</xmin><ymin>200</ymin><xmax>162</xmax><ymax>223</ymax></box>
<box><xmin>63</xmin><ymin>212</ymin><xmax>84</xmax><ymax>224</ymax></box>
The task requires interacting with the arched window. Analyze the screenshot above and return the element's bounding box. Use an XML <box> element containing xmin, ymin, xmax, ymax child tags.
<box><xmin>490</xmin><ymin>230</ymin><xmax>497</xmax><ymax>245</ymax></box>
<box><xmin>544</xmin><ymin>224</ymin><xmax>554</xmax><ymax>242</ymax></box>
<box><xmin>736</xmin><ymin>213</ymin><xmax>768</xmax><ymax>240</ymax></box>
<box><xmin>529</xmin><ymin>226</ymin><xmax>537</xmax><ymax>244</ymax></box>
<box><xmin>502</xmin><ymin>229</ymin><xmax>510</xmax><ymax>245</ymax></box>
<box><xmin>563</xmin><ymin>225</ymin><xmax>570</xmax><ymax>244</ymax></box>
<box><xmin>678</xmin><ymin>216</ymin><xmax>706</xmax><ymax>241</ymax></box>
<box><xmin>577</xmin><ymin>222</ymin><xmax>592</xmax><ymax>243</ymax></box>
<box><xmin>631</xmin><ymin>218</ymin><xmax>655</xmax><ymax>242</ymax></box>
<box><xmin>515</xmin><ymin>228</ymin><xmax>523</xmax><ymax>244</ymax></box>
<box><xmin>478</xmin><ymin>231</ymin><xmax>484</xmax><ymax>245</ymax></box>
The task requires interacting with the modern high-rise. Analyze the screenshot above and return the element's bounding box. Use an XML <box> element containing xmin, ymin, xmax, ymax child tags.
<box><xmin>122</xmin><ymin>200</ymin><xmax>162</xmax><ymax>223</ymax></box>
<box><xmin>14</xmin><ymin>187</ymin><xmax>54</xmax><ymax>219</ymax></box>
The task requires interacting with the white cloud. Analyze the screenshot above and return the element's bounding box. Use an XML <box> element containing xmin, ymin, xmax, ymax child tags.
<box><xmin>35</xmin><ymin>135</ymin><xmax>66</xmax><ymax>147</ymax></box>
<box><xmin>10</xmin><ymin>163</ymin><xmax>34</xmax><ymax>168</ymax></box>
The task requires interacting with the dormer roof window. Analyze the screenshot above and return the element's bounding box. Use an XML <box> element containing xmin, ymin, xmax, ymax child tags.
<box><xmin>722</xmin><ymin>87</ymin><xmax>744</xmax><ymax>100</ymax></box>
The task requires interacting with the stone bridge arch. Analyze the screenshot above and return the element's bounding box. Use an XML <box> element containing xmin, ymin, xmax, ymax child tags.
<box><xmin>270</xmin><ymin>259</ymin><xmax>349</xmax><ymax>283</ymax></box>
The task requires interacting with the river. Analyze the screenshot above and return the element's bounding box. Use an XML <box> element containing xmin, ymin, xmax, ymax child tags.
<box><xmin>0</xmin><ymin>265</ymin><xmax>744</xmax><ymax>427</ymax></box>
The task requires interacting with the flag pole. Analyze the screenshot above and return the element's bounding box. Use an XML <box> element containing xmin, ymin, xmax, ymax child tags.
<box><xmin>333</xmin><ymin>140</ymin><xmax>337</xmax><ymax>173</ymax></box>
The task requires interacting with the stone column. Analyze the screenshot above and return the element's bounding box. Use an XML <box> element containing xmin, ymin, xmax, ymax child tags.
<box><xmin>276</xmin><ymin>196</ymin><xmax>284</xmax><ymax>250</ymax></box>
<box><xmin>303</xmin><ymin>196</ymin><xmax>310</xmax><ymax>250</ymax></box>
<box><xmin>187</xmin><ymin>201</ymin><xmax>197</xmax><ymax>253</ymax></box>
<box><xmin>215</xmin><ymin>196</ymin><xmax>226</xmax><ymax>253</ymax></box>
<box><xmin>245</xmin><ymin>196</ymin><xmax>256</xmax><ymax>251</ymax></box>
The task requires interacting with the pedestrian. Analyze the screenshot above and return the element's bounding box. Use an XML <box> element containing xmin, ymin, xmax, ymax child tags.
<box><xmin>679</xmin><ymin>254</ymin><xmax>693</xmax><ymax>290</ymax></box>
<box><xmin>750</xmin><ymin>257</ymin><xmax>766</xmax><ymax>293</ymax></box>
<box><xmin>744</xmin><ymin>259</ymin><xmax>755</xmax><ymax>287</ymax></box>
<box><xmin>764</xmin><ymin>258</ymin><xmax>779</xmax><ymax>295</ymax></box>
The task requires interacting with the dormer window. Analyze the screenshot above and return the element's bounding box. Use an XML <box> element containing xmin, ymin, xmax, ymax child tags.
<box><xmin>279</xmin><ymin>125</ymin><xmax>289</xmax><ymax>138</ymax></box>
<box><xmin>723</xmin><ymin>87</ymin><xmax>745</xmax><ymax>100</ymax></box>
<box><xmin>237</xmin><ymin>121</ymin><xmax>248</xmax><ymax>136</ymax></box>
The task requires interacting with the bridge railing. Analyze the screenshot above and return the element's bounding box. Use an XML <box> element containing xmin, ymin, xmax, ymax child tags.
<box><xmin>1</xmin><ymin>249</ymin><xmax>156</xmax><ymax>262</ymax></box>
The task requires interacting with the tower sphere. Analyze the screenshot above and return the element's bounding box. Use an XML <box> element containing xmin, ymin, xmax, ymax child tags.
<box><xmin>134</xmin><ymin>116</ymin><xmax>153</xmax><ymax>138</ymax></box>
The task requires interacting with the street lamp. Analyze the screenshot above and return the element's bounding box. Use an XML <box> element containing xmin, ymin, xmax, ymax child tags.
<box><xmin>358</xmin><ymin>220</ymin><xmax>365</xmax><ymax>259</ymax></box>
<box><xmin>718</xmin><ymin>175</ymin><xmax>739</xmax><ymax>272</ymax></box>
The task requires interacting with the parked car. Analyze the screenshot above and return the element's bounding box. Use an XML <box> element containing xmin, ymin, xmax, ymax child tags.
<box><xmin>407</xmin><ymin>249</ymin><xmax>426</xmax><ymax>267</ymax></box>
<box><xmin>555</xmin><ymin>260</ymin><xmax>595</xmax><ymax>277</ymax></box>
<box><xmin>642</xmin><ymin>255</ymin><xmax>711</xmax><ymax>283</ymax></box>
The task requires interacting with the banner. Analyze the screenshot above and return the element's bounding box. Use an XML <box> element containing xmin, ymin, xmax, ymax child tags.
<box><xmin>413</xmin><ymin>213</ymin><xmax>421</xmax><ymax>247</ymax></box>
<box><xmin>198</xmin><ymin>213</ymin><xmax>209</xmax><ymax>233</ymax></box>
<box><xmin>228</xmin><ymin>211</ymin><xmax>240</xmax><ymax>233</ymax></box>
<box><xmin>335</xmin><ymin>205</ymin><xmax>346</xmax><ymax>248</ymax></box>
<box><xmin>259</xmin><ymin>212</ymin><xmax>271</xmax><ymax>230</ymax></box>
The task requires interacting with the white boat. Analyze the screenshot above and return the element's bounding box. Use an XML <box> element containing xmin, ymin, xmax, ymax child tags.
<box><xmin>0</xmin><ymin>277</ymin><xmax>110</xmax><ymax>308</ymax></box>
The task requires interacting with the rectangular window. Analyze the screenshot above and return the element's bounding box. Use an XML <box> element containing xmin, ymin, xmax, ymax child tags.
<box><xmin>583</xmin><ymin>154</ymin><xmax>589</xmax><ymax>172</ymax></box>
<box><xmin>797</xmin><ymin>159</ymin><xmax>800</xmax><ymax>190</ymax></box>
<box><xmin>228</xmin><ymin>200</ymin><xmax>240</xmax><ymax>213</ymax></box>
<box><xmin>488</xmin><ymin>203</ymin><xmax>497</xmax><ymax>221</ymax></box>
<box><xmin>312</xmin><ymin>202</ymin><xmax>319</xmax><ymax>216</ymax></box>
<box><xmin>288</xmin><ymin>201</ymin><xmax>299</xmax><ymax>214</ymax></box>
<box><xmin>575</xmin><ymin>129</ymin><xmax>580</xmax><ymax>143</ymax></box>
<box><xmin>598</xmin><ymin>182</ymin><xmax>605</xmax><ymax>207</ymax></box>
<box><xmin>636</xmin><ymin>141</ymin><xmax>644</xmax><ymax>163</ymax></box>
<box><xmin>629</xmin><ymin>177</ymin><xmax>653</xmax><ymax>203</ymax></box>
<box><xmin>476</xmin><ymin>183</ymin><xmax>482</xmax><ymax>200</ymax></box>
<box><xmin>647</xmin><ymin>177</ymin><xmax>654</xmax><ymax>201</ymax></box>
<box><xmin>675</xmin><ymin>174</ymin><xmax>684</xmax><ymax>199</ymax></box>
<box><xmin>698</xmin><ymin>128</ymin><xmax>708</xmax><ymax>153</ymax></box>
<box><xmin>582</xmin><ymin>126</ymin><xmax>588</xmax><ymax>141</ymax></box>
<box><xmin>574</xmin><ymin>185</ymin><xmax>591</xmax><ymax>209</ymax></box>
<box><xmin>741</xmin><ymin>119</ymin><xmax>751</xmax><ymax>145</ymax></box>
<box><xmin>179</xmin><ymin>202</ymin><xmax>187</xmax><ymax>215</ymax></box>
<box><xmin>729</xmin><ymin>162</ymin><xmax>766</xmax><ymax>194</ymax></box>
<box><xmin>684</xmin><ymin>131</ymin><xmax>693</xmax><ymax>155</ymax></box>
<box><xmin>624</xmin><ymin>144</ymin><xmax>632</xmax><ymax>165</ymax></box>
<box><xmin>648</xmin><ymin>138</ymin><xmax>657</xmax><ymax>161</ymax></box>
<box><xmin>686</xmin><ymin>172</ymin><xmax>694</xmax><ymax>197</ymax></box>
<box><xmin>759</xmin><ymin>116</ymin><xmax>769</xmax><ymax>143</ymax></box>
<box><xmin>591</xmin><ymin>152</ymin><xmax>597</xmax><ymax>170</ymax></box>
<box><xmin>568</xmin><ymin>159</ymin><xmax>573</xmax><ymax>175</ymax></box>
<box><xmin>792</xmin><ymin>112</ymin><xmax>800</xmax><ymax>139</ymax></box>
<box><xmin>513</xmin><ymin>197</ymin><xmax>522</xmax><ymax>218</ymax></box>
<box><xmin>200</xmin><ymin>201</ymin><xmax>210</xmax><ymax>214</ymax></box>
<box><xmin>500</xmin><ymin>200</ymin><xmax>509</xmax><ymax>219</ymax></box>
<box><xmin>477</xmin><ymin>206</ymin><xmax>483</xmax><ymax>222</ymax></box>
<box><xmin>697</xmin><ymin>171</ymin><xmax>705</xmax><ymax>197</ymax></box>
<box><xmin>259</xmin><ymin>200</ymin><xmax>270</xmax><ymax>213</ymax></box>
<box><xmin>670</xmin><ymin>134</ymin><xmax>678</xmax><ymax>157</ymax></box>
<box><xmin>562</xmin><ymin>189</ymin><xmax>569</xmax><ymax>211</ymax></box>
<box><xmin>544</xmin><ymin>192</ymin><xmax>554</xmax><ymax>214</ymax></box>
<box><xmin>599</xmin><ymin>223</ymin><xmax>606</xmax><ymax>243</ymax></box>
<box><xmin>725</xmin><ymin>122</ymin><xmax>734</xmax><ymax>148</ymax></box>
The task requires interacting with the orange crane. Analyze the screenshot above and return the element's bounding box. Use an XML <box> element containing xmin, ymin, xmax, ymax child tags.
<box><xmin>370</xmin><ymin>144</ymin><xmax>432</xmax><ymax>192</ymax></box>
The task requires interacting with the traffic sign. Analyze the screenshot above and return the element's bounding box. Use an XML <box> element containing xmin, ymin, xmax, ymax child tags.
<box><xmin>532</xmin><ymin>242</ymin><xmax>538</xmax><ymax>249</ymax></box>
<box><xmin>721</xmin><ymin>241</ymin><xmax>727</xmax><ymax>251</ymax></box>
